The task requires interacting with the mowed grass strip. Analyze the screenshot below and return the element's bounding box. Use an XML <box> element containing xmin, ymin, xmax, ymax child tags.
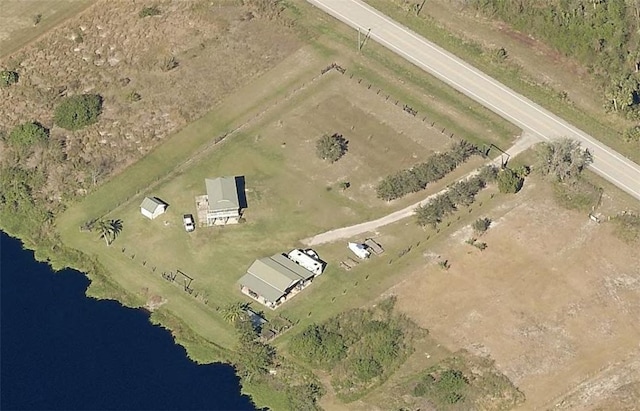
<box><xmin>0</xmin><ymin>0</ymin><xmax>95</xmax><ymax>58</ymax></box>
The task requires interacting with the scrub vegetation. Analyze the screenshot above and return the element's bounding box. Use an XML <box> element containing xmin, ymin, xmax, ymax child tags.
<box><xmin>289</xmin><ymin>297</ymin><xmax>419</xmax><ymax>402</ymax></box>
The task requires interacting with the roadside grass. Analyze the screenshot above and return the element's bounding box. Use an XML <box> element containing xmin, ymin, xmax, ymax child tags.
<box><xmin>361</xmin><ymin>0</ymin><xmax>640</xmax><ymax>164</ymax></box>
<box><xmin>0</xmin><ymin>0</ymin><xmax>95</xmax><ymax>58</ymax></box>
<box><xmin>552</xmin><ymin>179</ymin><xmax>602</xmax><ymax>212</ymax></box>
<box><xmin>302</xmin><ymin>9</ymin><xmax>520</xmax><ymax>150</ymax></box>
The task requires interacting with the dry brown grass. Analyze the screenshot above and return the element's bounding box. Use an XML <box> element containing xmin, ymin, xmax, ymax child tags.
<box><xmin>388</xmin><ymin>178</ymin><xmax>640</xmax><ymax>409</ymax></box>
<box><xmin>0</xmin><ymin>0</ymin><xmax>300</xmax><ymax>202</ymax></box>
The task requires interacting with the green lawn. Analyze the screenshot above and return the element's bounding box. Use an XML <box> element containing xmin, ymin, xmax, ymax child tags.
<box><xmin>55</xmin><ymin>7</ymin><xmax>520</xmax><ymax>369</ymax></box>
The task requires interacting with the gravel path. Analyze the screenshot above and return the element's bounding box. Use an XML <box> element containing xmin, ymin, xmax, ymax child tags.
<box><xmin>302</xmin><ymin>132</ymin><xmax>540</xmax><ymax>246</ymax></box>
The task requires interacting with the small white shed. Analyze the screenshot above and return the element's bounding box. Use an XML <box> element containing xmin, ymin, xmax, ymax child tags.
<box><xmin>140</xmin><ymin>197</ymin><xmax>167</xmax><ymax>220</ymax></box>
<box><xmin>348</xmin><ymin>242</ymin><xmax>370</xmax><ymax>259</ymax></box>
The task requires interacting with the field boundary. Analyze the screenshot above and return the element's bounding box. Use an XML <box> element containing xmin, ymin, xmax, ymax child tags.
<box><xmin>62</xmin><ymin>60</ymin><xmax>490</xmax><ymax>231</ymax></box>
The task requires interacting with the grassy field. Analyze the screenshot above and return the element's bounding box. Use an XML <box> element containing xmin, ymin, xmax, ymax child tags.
<box><xmin>0</xmin><ymin>0</ymin><xmax>94</xmax><ymax>58</ymax></box>
<box><xmin>43</xmin><ymin>3</ymin><xmax>526</xmax><ymax>408</ymax></box>
<box><xmin>3</xmin><ymin>0</ymin><xmax>635</xmax><ymax>409</ymax></box>
<box><xmin>58</xmin><ymin>53</ymin><xmax>509</xmax><ymax>359</ymax></box>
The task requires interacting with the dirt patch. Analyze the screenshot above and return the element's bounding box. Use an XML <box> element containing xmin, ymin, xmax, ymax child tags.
<box><xmin>390</xmin><ymin>179</ymin><xmax>640</xmax><ymax>409</ymax></box>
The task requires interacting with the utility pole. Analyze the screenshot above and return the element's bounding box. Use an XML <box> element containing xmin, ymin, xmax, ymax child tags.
<box><xmin>358</xmin><ymin>28</ymin><xmax>371</xmax><ymax>52</ymax></box>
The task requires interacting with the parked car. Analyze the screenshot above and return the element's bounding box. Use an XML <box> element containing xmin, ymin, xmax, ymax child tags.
<box><xmin>183</xmin><ymin>214</ymin><xmax>195</xmax><ymax>232</ymax></box>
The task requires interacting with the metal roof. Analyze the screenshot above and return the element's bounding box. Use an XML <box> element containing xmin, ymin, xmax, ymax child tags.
<box><xmin>238</xmin><ymin>272</ymin><xmax>283</xmax><ymax>303</ymax></box>
<box><xmin>239</xmin><ymin>254</ymin><xmax>315</xmax><ymax>303</ymax></box>
<box><xmin>205</xmin><ymin>177</ymin><xmax>239</xmax><ymax>212</ymax></box>
<box><xmin>140</xmin><ymin>197</ymin><xmax>164</xmax><ymax>213</ymax></box>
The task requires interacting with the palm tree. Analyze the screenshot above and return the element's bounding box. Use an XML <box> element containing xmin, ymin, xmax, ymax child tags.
<box><xmin>94</xmin><ymin>218</ymin><xmax>123</xmax><ymax>246</ymax></box>
<box><xmin>222</xmin><ymin>302</ymin><xmax>248</xmax><ymax>324</ymax></box>
<box><xmin>109</xmin><ymin>219</ymin><xmax>123</xmax><ymax>244</ymax></box>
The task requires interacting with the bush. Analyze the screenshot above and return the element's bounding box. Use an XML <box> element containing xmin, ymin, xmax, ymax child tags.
<box><xmin>289</xmin><ymin>325</ymin><xmax>347</xmax><ymax>368</ymax></box>
<box><xmin>623</xmin><ymin>126</ymin><xmax>640</xmax><ymax>143</ymax></box>
<box><xmin>351</xmin><ymin>357</ymin><xmax>383</xmax><ymax>381</ymax></box>
<box><xmin>139</xmin><ymin>5</ymin><xmax>161</xmax><ymax>18</ymax></box>
<box><xmin>413</xmin><ymin>369</ymin><xmax>467</xmax><ymax>405</ymax></box>
<box><xmin>316</xmin><ymin>133</ymin><xmax>348</xmax><ymax>163</ymax></box>
<box><xmin>473</xmin><ymin>217</ymin><xmax>491</xmax><ymax>234</ymax></box>
<box><xmin>612</xmin><ymin>213</ymin><xmax>640</xmax><ymax>243</ymax></box>
<box><xmin>7</xmin><ymin>122</ymin><xmax>49</xmax><ymax>147</ymax></box>
<box><xmin>497</xmin><ymin>168</ymin><xmax>524</xmax><ymax>194</ymax></box>
<box><xmin>54</xmin><ymin>94</ymin><xmax>103</xmax><ymax>130</ymax></box>
<box><xmin>0</xmin><ymin>70</ymin><xmax>19</xmax><ymax>87</ymax></box>
<box><xmin>126</xmin><ymin>90</ymin><xmax>141</xmax><ymax>102</ymax></box>
<box><xmin>159</xmin><ymin>56</ymin><xmax>178</xmax><ymax>72</ymax></box>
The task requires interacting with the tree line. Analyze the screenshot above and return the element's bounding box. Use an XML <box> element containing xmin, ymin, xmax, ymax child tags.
<box><xmin>415</xmin><ymin>165</ymin><xmax>498</xmax><ymax>228</ymax></box>
<box><xmin>220</xmin><ymin>302</ymin><xmax>324</xmax><ymax>410</ymax></box>
<box><xmin>468</xmin><ymin>0</ymin><xmax>640</xmax><ymax>124</ymax></box>
<box><xmin>376</xmin><ymin>140</ymin><xmax>479</xmax><ymax>201</ymax></box>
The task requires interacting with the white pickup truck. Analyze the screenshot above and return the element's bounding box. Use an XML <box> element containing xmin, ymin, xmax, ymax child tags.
<box><xmin>183</xmin><ymin>214</ymin><xmax>195</xmax><ymax>232</ymax></box>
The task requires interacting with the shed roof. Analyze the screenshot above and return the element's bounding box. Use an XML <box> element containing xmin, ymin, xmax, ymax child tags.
<box><xmin>140</xmin><ymin>197</ymin><xmax>165</xmax><ymax>213</ymax></box>
<box><xmin>205</xmin><ymin>177</ymin><xmax>239</xmax><ymax>212</ymax></box>
<box><xmin>239</xmin><ymin>272</ymin><xmax>283</xmax><ymax>303</ymax></box>
<box><xmin>239</xmin><ymin>254</ymin><xmax>315</xmax><ymax>303</ymax></box>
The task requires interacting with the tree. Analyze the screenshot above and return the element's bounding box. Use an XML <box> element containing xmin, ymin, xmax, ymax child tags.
<box><xmin>604</xmin><ymin>74</ymin><xmax>639</xmax><ymax>112</ymax></box>
<box><xmin>478</xmin><ymin>165</ymin><xmax>498</xmax><ymax>183</ymax></box>
<box><xmin>235</xmin><ymin>338</ymin><xmax>275</xmax><ymax>380</ymax></box>
<box><xmin>54</xmin><ymin>94</ymin><xmax>103</xmax><ymax>130</ymax></box>
<box><xmin>535</xmin><ymin>139</ymin><xmax>592</xmax><ymax>182</ymax></box>
<box><xmin>623</xmin><ymin>126</ymin><xmax>640</xmax><ymax>142</ymax></box>
<box><xmin>221</xmin><ymin>302</ymin><xmax>248</xmax><ymax>324</ymax></box>
<box><xmin>0</xmin><ymin>70</ymin><xmax>19</xmax><ymax>87</ymax></box>
<box><xmin>416</xmin><ymin>202</ymin><xmax>442</xmax><ymax>228</ymax></box>
<box><xmin>94</xmin><ymin>218</ymin><xmax>123</xmax><ymax>246</ymax></box>
<box><xmin>286</xmin><ymin>383</ymin><xmax>324</xmax><ymax>411</ymax></box>
<box><xmin>473</xmin><ymin>217</ymin><xmax>491</xmax><ymax>234</ymax></box>
<box><xmin>315</xmin><ymin>133</ymin><xmax>348</xmax><ymax>163</ymax></box>
<box><xmin>7</xmin><ymin>122</ymin><xmax>49</xmax><ymax>147</ymax></box>
<box><xmin>497</xmin><ymin>168</ymin><xmax>524</xmax><ymax>193</ymax></box>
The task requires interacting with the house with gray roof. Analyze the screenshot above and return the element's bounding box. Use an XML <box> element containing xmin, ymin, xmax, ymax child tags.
<box><xmin>238</xmin><ymin>253</ymin><xmax>316</xmax><ymax>309</ymax></box>
<box><xmin>195</xmin><ymin>177</ymin><xmax>242</xmax><ymax>226</ymax></box>
<box><xmin>140</xmin><ymin>197</ymin><xmax>167</xmax><ymax>220</ymax></box>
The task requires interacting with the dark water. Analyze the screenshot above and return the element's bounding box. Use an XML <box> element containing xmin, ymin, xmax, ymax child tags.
<box><xmin>0</xmin><ymin>231</ymin><xmax>258</xmax><ymax>411</ymax></box>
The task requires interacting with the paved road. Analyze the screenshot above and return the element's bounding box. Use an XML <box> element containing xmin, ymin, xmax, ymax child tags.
<box><xmin>303</xmin><ymin>132</ymin><xmax>540</xmax><ymax>246</ymax></box>
<box><xmin>307</xmin><ymin>0</ymin><xmax>640</xmax><ymax>202</ymax></box>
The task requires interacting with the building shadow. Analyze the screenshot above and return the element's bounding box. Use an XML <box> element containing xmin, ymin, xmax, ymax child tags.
<box><xmin>235</xmin><ymin>176</ymin><xmax>248</xmax><ymax>209</ymax></box>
